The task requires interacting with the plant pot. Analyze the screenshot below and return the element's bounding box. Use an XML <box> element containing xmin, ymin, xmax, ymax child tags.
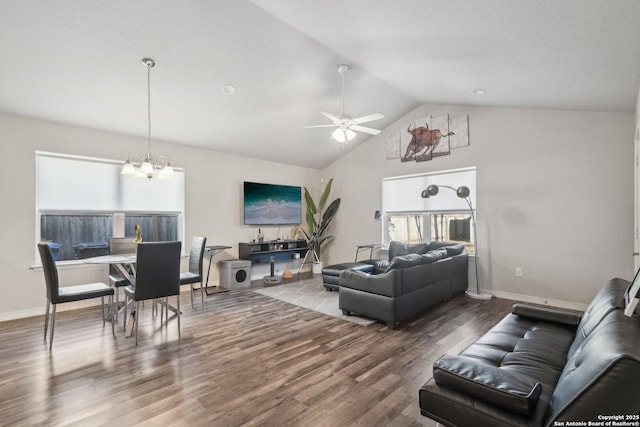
<box><xmin>312</xmin><ymin>261</ymin><xmax>323</xmax><ymax>274</ymax></box>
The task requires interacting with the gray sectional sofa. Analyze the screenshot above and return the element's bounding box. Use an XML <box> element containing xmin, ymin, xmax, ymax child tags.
<box><xmin>339</xmin><ymin>241</ymin><xmax>468</xmax><ymax>329</ymax></box>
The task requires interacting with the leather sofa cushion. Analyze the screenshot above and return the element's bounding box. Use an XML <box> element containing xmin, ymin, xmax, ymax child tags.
<box><xmin>448</xmin><ymin>313</ymin><xmax>576</xmax><ymax>417</ymax></box>
<box><xmin>433</xmin><ymin>355</ymin><xmax>542</xmax><ymax>415</ymax></box>
<box><xmin>387</xmin><ymin>249</ymin><xmax>447</xmax><ymax>271</ymax></box>
<box><xmin>428</xmin><ymin>241</ymin><xmax>457</xmax><ymax>251</ymax></box>
<box><xmin>387</xmin><ymin>253</ymin><xmax>423</xmax><ymax>270</ymax></box>
<box><xmin>443</xmin><ymin>244</ymin><xmax>465</xmax><ymax>256</ymax></box>
<box><xmin>512</xmin><ymin>304</ymin><xmax>582</xmax><ymax>326</ymax></box>
<box><xmin>388</xmin><ymin>241</ymin><xmax>429</xmax><ymax>259</ymax></box>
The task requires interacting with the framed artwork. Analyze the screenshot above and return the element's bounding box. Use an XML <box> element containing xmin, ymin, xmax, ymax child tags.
<box><xmin>389</xmin><ymin>114</ymin><xmax>469</xmax><ymax>163</ymax></box>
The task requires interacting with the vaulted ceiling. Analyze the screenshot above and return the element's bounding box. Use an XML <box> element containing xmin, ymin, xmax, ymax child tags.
<box><xmin>1</xmin><ymin>0</ymin><xmax>639</xmax><ymax>168</ymax></box>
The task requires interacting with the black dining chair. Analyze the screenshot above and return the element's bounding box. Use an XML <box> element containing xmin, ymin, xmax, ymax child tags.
<box><xmin>107</xmin><ymin>237</ymin><xmax>137</xmax><ymax>320</ymax></box>
<box><xmin>180</xmin><ymin>236</ymin><xmax>207</xmax><ymax>311</ymax></box>
<box><xmin>123</xmin><ymin>241</ymin><xmax>182</xmax><ymax>345</ymax></box>
<box><xmin>38</xmin><ymin>243</ymin><xmax>115</xmax><ymax>351</ymax></box>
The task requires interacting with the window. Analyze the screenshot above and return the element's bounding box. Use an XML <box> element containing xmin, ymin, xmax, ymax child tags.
<box><xmin>382</xmin><ymin>168</ymin><xmax>476</xmax><ymax>252</ymax></box>
<box><xmin>36</xmin><ymin>152</ymin><xmax>184</xmax><ymax>262</ymax></box>
<box><xmin>124</xmin><ymin>213</ymin><xmax>178</xmax><ymax>242</ymax></box>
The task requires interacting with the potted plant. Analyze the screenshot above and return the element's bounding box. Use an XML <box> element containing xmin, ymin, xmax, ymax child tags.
<box><xmin>302</xmin><ymin>178</ymin><xmax>341</xmax><ymax>273</ymax></box>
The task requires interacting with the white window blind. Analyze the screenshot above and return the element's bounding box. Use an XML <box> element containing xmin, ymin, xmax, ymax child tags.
<box><xmin>382</xmin><ymin>168</ymin><xmax>476</xmax><ymax>213</ymax></box>
<box><xmin>36</xmin><ymin>151</ymin><xmax>184</xmax><ymax>212</ymax></box>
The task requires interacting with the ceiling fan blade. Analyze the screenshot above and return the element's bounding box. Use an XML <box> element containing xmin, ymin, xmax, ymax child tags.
<box><xmin>351</xmin><ymin>124</ymin><xmax>382</xmax><ymax>135</ymax></box>
<box><xmin>299</xmin><ymin>124</ymin><xmax>337</xmax><ymax>129</ymax></box>
<box><xmin>352</xmin><ymin>113</ymin><xmax>384</xmax><ymax>124</ymax></box>
<box><xmin>321</xmin><ymin>111</ymin><xmax>341</xmax><ymax>122</ymax></box>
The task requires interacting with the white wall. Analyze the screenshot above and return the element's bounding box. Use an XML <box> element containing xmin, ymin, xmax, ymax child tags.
<box><xmin>0</xmin><ymin>113</ymin><xmax>320</xmax><ymax>320</ymax></box>
<box><xmin>321</xmin><ymin>104</ymin><xmax>635</xmax><ymax>308</ymax></box>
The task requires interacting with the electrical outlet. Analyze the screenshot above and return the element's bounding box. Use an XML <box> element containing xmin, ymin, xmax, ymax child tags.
<box><xmin>515</xmin><ymin>267</ymin><xmax>523</xmax><ymax>278</ymax></box>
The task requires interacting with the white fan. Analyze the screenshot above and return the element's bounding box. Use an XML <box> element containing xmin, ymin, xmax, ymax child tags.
<box><xmin>302</xmin><ymin>65</ymin><xmax>384</xmax><ymax>143</ymax></box>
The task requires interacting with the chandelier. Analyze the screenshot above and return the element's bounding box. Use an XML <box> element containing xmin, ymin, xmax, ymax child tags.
<box><xmin>121</xmin><ymin>58</ymin><xmax>174</xmax><ymax>180</ymax></box>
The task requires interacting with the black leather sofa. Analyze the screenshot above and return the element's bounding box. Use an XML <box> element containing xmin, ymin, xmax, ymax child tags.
<box><xmin>339</xmin><ymin>241</ymin><xmax>468</xmax><ymax>329</ymax></box>
<box><xmin>419</xmin><ymin>278</ymin><xmax>640</xmax><ymax>426</ymax></box>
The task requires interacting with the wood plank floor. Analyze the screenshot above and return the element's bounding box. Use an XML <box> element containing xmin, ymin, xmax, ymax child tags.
<box><xmin>0</xmin><ymin>281</ymin><xmax>515</xmax><ymax>426</ymax></box>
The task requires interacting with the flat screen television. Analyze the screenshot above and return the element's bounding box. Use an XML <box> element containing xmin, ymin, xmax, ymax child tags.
<box><xmin>243</xmin><ymin>181</ymin><xmax>302</xmax><ymax>225</ymax></box>
<box><xmin>624</xmin><ymin>267</ymin><xmax>640</xmax><ymax>317</ymax></box>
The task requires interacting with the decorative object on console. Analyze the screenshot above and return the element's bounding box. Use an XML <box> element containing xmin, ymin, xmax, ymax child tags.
<box><xmin>421</xmin><ymin>184</ymin><xmax>490</xmax><ymax>300</ymax></box>
<box><xmin>134</xmin><ymin>223</ymin><xmax>143</xmax><ymax>243</ymax></box>
<box><xmin>121</xmin><ymin>58</ymin><xmax>174</xmax><ymax>180</ymax></box>
<box><xmin>386</xmin><ymin>115</ymin><xmax>469</xmax><ymax>161</ymax></box>
<box><xmin>301</xmin><ymin>65</ymin><xmax>384</xmax><ymax>144</ymax></box>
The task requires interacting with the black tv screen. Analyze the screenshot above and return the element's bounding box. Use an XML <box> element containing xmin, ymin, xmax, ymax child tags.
<box><xmin>243</xmin><ymin>181</ymin><xmax>302</xmax><ymax>225</ymax></box>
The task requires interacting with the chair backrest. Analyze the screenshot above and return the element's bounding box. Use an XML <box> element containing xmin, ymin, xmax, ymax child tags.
<box><xmin>134</xmin><ymin>241</ymin><xmax>182</xmax><ymax>301</ymax></box>
<box><xmin>38</xmin><ymin>243</ymin><xmax>59</xmax><ymax>303</ymax></box>
<box><xmin>108</xmin><ymin>237</ymin><xmax>138</xmax><ymax>275</ymax></box>
<box><xmin>188</xmin><ymin>236</ymin><xmax>207</xmax><ymax>276</ymax></box>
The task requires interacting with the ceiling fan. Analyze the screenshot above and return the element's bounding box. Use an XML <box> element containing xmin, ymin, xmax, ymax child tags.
<box><xmin>302</xmin><ymin>64</ymin><xmax>384</xmax><ymax>143</ymax></box>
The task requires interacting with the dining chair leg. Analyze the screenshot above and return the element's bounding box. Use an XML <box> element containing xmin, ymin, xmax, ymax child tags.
<box><xmin>44</xmin><ymin>302</ymin><xmax>50</xmax><ymax>340</ymax></box>
<box><xmin>101</xmin><ymin>296</ymin><xmax>106</xmax><ymax>326</ymax></box>
<box><xmin>49</xmin><ymin>305</ymin><xmax>57</xmax><ymax>351</ymax></box>
<box><xmin>177</xmin><ymin>294</ymin><xmax>181</xmax><ymax>339</ymax></box>
<box><xmin>123</xmin><ymin>295</ymin><xmax>128</xmax><ymax>333</ymax></box>
<box><xmin>114</xmin><ymin>289</ymin><xmax>119</xmax><ymax>321</ymax></box>
<box><xmin>135</xmin><ymin>301</ymin><xmax>140</xmax><ymax>346</ymax></box>
<box><xmin>190</xmin><ymin>284</ymin><xmax>194</xmax><ymax>308</ymax></box>
<box><xmin>200</xmin><ymin>281</ymin><xmax>204</xmax><ymax>313</ymax></box>
<box><xmin>164</xmin><ymin>297</ymin><xmax>168</xmax><ymax>326</ymax></box>
<box><xmin>110</xmin><ymin>295</ymin><xmax>115</xmax><ymax>336</ymax></box>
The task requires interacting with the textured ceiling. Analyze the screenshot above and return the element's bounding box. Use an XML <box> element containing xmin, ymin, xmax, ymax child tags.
<box><xmin>1</xmin><ymin>0</ymin><xmax>639</xmax><ymax>169</ymax></box>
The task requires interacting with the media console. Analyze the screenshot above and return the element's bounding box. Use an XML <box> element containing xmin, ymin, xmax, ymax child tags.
<box><xmin>239</xmin><ymin>239</ymin><xmax>308</xmax><ymax>264</ymax></box>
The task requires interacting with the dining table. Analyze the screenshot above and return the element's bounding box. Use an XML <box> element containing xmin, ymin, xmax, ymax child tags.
<box><xmin>83</xmin><ymin>253</ymin><xmax>137</xmax><ymax>284</ymax></box>
<box><xmin>83</xmin><ymin>253</ymin><xmax>179</xmax><ymax>337</ymax></box>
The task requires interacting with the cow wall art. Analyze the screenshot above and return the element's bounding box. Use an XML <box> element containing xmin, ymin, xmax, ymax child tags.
<box><xmin>386</xmin><ymin>114</ymin><xmax>469</xmax><ymax>161</ymax></box>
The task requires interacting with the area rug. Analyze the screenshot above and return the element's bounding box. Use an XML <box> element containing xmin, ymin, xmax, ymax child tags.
<box><xmin>252</xmin><ymin>278</ymin><xmax>377</xmax><ymax>326</ymax></box>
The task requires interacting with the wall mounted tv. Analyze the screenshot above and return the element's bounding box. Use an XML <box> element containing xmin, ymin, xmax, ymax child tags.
<box><xmin>243</xmin><ymin>181</ymin><xmax>302</xmax><ymax>225</ymax></box>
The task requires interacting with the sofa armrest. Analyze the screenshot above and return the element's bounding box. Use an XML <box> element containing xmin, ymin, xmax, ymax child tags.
<box><xmin>512</xmin><ymin>303</ymin><xmax>581</xmax><ymax>326</ymax></box>
<box><xmin>433</xmin><ymin>355</ymin><xmax>542</xmax><ymax>416</ymax></box>
<box><xmin>340</xmin><ymin>269</ymin><xmax>400</xmax><ymax>297</ymax></box>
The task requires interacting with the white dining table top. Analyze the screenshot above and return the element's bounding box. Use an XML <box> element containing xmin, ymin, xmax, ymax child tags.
<box><xmin>82</xmin><ymin>254</ymin><xmax>136</xmax><ymax>264</ymax></box>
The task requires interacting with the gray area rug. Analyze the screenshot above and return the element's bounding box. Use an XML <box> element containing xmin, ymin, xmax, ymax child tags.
<box><xmin>253</xmin><ymin>278</ymin><xmax>377</xmax><ymax>326</ymax></box>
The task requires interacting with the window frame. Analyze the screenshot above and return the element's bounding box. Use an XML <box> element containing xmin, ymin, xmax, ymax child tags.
<box><xmin>381</xmin><ymin>167</ymin><xmax>476</xmax><ymax>252</ymax></box>
<box><xmin>34</xmin><ymin>151</ymin><xmax>185</xmax><ymax>267</ymax></box>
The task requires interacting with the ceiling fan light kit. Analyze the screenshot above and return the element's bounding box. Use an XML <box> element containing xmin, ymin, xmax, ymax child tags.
<box><xmin>302</xmin><ymin>64</ymin><xmax>384</xmax><ymax>144</ymax></box>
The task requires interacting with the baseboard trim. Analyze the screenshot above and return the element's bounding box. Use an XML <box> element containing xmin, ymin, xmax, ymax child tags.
<box><xmin>0</xmin><ymin>307</ymin><xmax>44</xmax><ymax>322</ymax></box>
<box><xmin>1</xmin><ymin>285</ymin><xmax>202</xmax><ymax>322</ymax></box>
<box><xmin>487</xmin><ymin>289</ymin><xmax>588</xmax><ymax>311</ymax></box>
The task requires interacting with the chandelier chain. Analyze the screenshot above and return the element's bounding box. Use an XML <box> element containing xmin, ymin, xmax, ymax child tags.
<box><xmin>147</xmin><ymin>61</ymin><xmax>152</xmax><ymax>155</ymax></box>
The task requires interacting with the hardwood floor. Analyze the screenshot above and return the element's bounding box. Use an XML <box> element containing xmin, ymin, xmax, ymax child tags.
<box><xmin>0</xmin><ymin>282</ymin><xmax>514</xmax><ymax>426</ymax></box>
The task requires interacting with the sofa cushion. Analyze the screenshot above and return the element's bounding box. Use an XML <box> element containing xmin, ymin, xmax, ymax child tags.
<box><xmin>388</xmin><ymin>241</ymin><xmax>429</xmax><ymax>259</ymax></box>
<box><xmin>512</xmin><ymin>304</ymin><xmax>582</xmax><ymax>326</ymax></box>
<box><xmin>419</xmin><ymin>249</ymin><xmax>448</xmax><ymax>265</ymax></box>
<box><xmin>443</xmin><ymin>244</ymin><xmax>465</xmax><ymax>257</ymax></box>
<box><xmin>387</xmin><ymin>253</ymin><xmax>423</xmax><ymax>270</ymax></box>
<box><xmin>428</xmin><ymin>241</ymin><xmax>456</xmax><ymax>251</ymax></box>
<box><xmin>433</xmin><ymin>355</ymin><xmax>542</xmax><ymax>415</ymax></box>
